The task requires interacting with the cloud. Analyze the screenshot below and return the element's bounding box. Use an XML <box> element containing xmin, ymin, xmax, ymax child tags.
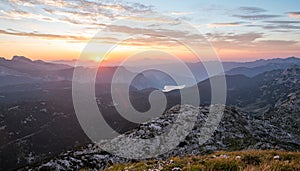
<box><xmin>204</xmin><ymin>32</ymin><xmax>300</xmax><ymax>58</ymax></box>
<box><xmin>205</xmin><ymin>32</ymin><xmax>299</xmax><ymax>53</ymax></box>
<box><xmin>117</xmin><ymin>35</ymin><xmax>179</xmax><ymax>47</ymax></box>
<box><xmin>206</xmin><ymin>32</ymin><xmax>263</xmax><ymax>43</ymax></box>
<box><xmin>245</xmin><ymin>26</ymin><xmax>295</xmax><ymax>33</ymax></box>
<box><xmin>0</xmin><ymin>29</ymin><xmax>88</xmax><ymax>41</ymax></box>
<box><xmin>120</xmin><ymin>16</ymin><xmax>181</xmax><ymax>25</ymax></box>
<box><xmin>238</xmin><ymin>7</ymin><xmax>267</xmax><ymax>13</ymax></box>
<box><xmin>169</xmin><ymin>11</ymin><xmax>194</xmax><ymax>16</ymax></box>
<box><xmin>233</xmin><ymin>14</ymin><xmax>281</xmax><ymax>20</ymax></box>
<box><xmin>0</xmin><ymin>28</ymin><xmax>120</xmax><ymax>43</ymax></box>
<box><xmin>263</xmin><ymin>25</ymin><xmax>300</xmax><ymax>30</ymax></box>
<box><xmin>264</xmin><ymin>20</ymin><xmax>300</xmax><ymax>24</ymax></box>
<box><xmin>270</xmin><ymin>30</ymin><xmax>292</xmax><ymax>33</ymax></box>
<box><xmin>246</xmin><ymin>21</ymin><xmax>300</xmax><ymax>30</ymax></box>
<box><xmin>207</xmin><ymin>22</ymin><xmax>245</xmax><ymax>28</ymax></box>
<box><xmin>106</xmin><ymin>25</ymin><xmax>188</xmax><ymax>38</ymax></box>
<box><xmin>288</xmin><ymin>12</ymin><xmax>300</xmax><ymax>18</ymax></box>
<box><xmin>105</xmin><ymin>24</ymin><xmax>210</xmax><ymax>45</ymax></box>
<box><xmin>0</xmin><ymin>24</ymin><xmax>206</xmax><ymax>48</ymax></box>
<box><xmin>1</xmin><ymin>0</ymin><xmax>154</xmax><ymax>26</ymax></box>
<box><xmin>255</xmin><ymin>40</ymin><xmax>299</xmax><ymax>50</ymax></box>
<box><xmin>0</xmin><ymin>9</ymin><xmax>58</xmax><ymax>22</ymax></box>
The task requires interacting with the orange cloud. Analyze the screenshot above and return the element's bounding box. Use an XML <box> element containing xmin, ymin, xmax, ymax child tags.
<box><xmin>0</xmin><ymin>29</ymin><xmax>88</xmax><ymax>41</ymax></box>
<box><xmin>288</xmin><ymin>12</ymin><xmax>300</xmax><ymax>18</ymax></box>
<box><xmin>207</xmin><ymin>22</ymin><xmax>243</xmax><ymax>28</ymax></box>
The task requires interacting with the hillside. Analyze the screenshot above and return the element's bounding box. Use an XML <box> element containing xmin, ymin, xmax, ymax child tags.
<box><xmin>106</xmin><ymin>150</ymin><xmax>300</xmax><ymax>171</ymax></box>
<box><xmin>24</xmin><ymin>101</ymin><xmax>300</xmax><ymax>170</ymax></box>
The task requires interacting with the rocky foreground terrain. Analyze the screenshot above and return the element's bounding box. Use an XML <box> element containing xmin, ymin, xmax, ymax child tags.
<box><xmin>25</xmin><ymin>94</ymin><xmax>300</xmax><ymax>170</ymax></box>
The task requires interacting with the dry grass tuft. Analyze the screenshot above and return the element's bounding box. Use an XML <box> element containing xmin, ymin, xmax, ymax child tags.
<box><xmin>105</xmin><ymin>150</ymin><xmax>300</xmax><ymax>171</ymax></box>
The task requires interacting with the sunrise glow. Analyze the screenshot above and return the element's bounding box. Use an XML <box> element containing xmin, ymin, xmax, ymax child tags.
<box><xmin>0</xmin><ymin>0</ymin><xmax>300</xmax><ymax>63</ymax></box>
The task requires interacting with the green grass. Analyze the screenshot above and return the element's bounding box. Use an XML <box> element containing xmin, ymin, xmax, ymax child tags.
<box><xmin>105</xmin><ymin>150</ymin><xmax>300</xmax><ymax>171</ymax></box>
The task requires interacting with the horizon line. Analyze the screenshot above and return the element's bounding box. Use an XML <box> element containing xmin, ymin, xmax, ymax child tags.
<box><xmin>1</xmin><ymin>55</ymin><xmax>299</xmax><ymax>65</ymax></box>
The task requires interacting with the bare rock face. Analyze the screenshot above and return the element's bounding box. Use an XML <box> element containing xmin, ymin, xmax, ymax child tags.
<box><xmin>258</xmin><ymin>90</ymin><xmax>300</xmax><ymax>149</ymax></box>
<box><xmin>274</xmin><ymin>91</ymin><xmax>300</xmax><ymax>114</ymax></box>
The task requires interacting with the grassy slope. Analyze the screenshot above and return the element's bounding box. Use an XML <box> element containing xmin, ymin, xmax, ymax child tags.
<box><xmin>104</xmin><ymin>150</ymin><xmax>300</xmax><ymax>171</ymax></box>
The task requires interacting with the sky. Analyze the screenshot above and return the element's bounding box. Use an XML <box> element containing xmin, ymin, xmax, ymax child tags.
<box><xmin>0</xmin><ymin>0</ymin><xmax>300</xmax><ymax>63</ymax></box>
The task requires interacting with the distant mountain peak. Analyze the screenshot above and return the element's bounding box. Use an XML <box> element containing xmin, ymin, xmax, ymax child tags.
<box><xmin>12</xmin><ymin>56</ymin><xmax>32</xmax><ymax>62</ymax></box>
<box><xmin>255</xmin><ymin>56</ymin><xmax>299</xmax><ymax>62</ymax></box>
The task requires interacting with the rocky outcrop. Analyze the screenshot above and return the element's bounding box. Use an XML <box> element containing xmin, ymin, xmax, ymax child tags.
<box><xmin>256</xmin><ymin>90</ymin><xmax>300</xmax><ymax>150</ymax></box>
<box><xmin>26</xmin><ymin>102</ymin><xmax>300</xmax><ymax>170</ymax></box>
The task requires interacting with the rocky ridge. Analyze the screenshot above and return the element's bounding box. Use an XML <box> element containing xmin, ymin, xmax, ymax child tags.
<box><xmin>26</xmin><ymin>102</ymin><xmax>300</xmax><ymax>170</ymax></box>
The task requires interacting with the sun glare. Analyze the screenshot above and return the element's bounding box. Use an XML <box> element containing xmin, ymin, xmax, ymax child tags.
<box><xmin>95</xmin><ymin>56</ymin><xmax>102</xmax><ymax>62</ymax></box>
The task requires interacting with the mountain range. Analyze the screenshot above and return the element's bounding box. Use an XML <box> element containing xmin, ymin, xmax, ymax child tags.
<box><xmin>1</xmin><ymin>56</ymin><xmax>300</xmax><ymax>89</ymax></box>
<box><xmin>0</xmin><ymin>56</ymin><xmax>299</xmax><ymax>170</ymax></box>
